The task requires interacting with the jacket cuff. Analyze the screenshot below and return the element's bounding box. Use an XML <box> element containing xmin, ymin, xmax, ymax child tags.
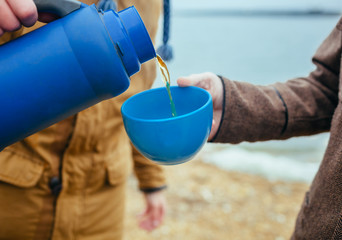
<box><xmin>272</xmin><ymin>86</ymin><xmax>289</xmax><ymax>135</ymax></box>
<box><xmin>209</xmin><ymin>75</ymin><xmax>226</xmax><ymax>142</ymax></box>
<box><xmin>140</xmin><ymin>185</ymin><xmax>167</xmax><ymax>193</ymax></box>
<box><xmin>211</xmin><ymin>77</ymin><xmax>286</xmax><ymax>143</ymax></box>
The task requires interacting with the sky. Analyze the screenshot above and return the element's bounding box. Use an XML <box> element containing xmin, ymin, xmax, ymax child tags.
<box><xmin>172</xmin><ymin>0</ymin><xmax>342</xmax><ymax>12</ymax></box>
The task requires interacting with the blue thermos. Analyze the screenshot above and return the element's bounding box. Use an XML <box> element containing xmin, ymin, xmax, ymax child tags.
<box><xmin>0</xmin><ymin>0</ymin><xmax>156</xmax><ymax>151</ymax></box>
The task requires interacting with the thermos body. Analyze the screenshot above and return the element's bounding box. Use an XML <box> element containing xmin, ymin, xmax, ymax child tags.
<box><xmin>0</xmin><ymin>4</ymin><xmax>156</xmax><ymax>150</ymax></box>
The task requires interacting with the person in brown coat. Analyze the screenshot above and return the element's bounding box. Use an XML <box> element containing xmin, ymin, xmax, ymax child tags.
<box><xmin>178</xmin><ymin>17</ymin><xmax>342</xmax><ymax>239</ymax></box>
<box><xmin>0</xmin><ymin>0</ymin><xmax>166</xmax><ymax>240</ymax></box>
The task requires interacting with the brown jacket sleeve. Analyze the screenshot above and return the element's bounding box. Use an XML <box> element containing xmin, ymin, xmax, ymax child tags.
<box><xmin>131</xmin><ymin>144</ymin><xmax>166</xmax><ymax>192</ymax></box>
<box><xmin>115</xmin><ymin>0</ymin><xmax>166</xmax><ymax>192</ymax></box>
<box><xmin>214</xmin><ymin>17</ymin><xmax>342</xmax><ymax>144</ymax></box>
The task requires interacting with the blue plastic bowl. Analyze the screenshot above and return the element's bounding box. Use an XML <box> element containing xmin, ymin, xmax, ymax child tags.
<box><xmin>121</xmin><ymin>86</ymin><xmax>213</xmax><ymax>165</ymax></box>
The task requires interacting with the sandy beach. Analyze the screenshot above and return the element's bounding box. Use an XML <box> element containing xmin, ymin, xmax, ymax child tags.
<box><xmin>121</xmin><ymin>2</ymin><xmax>340</xmax><ymax>239</ymax></box>
<box><xmin>123</xmin><ymin>156</ymin><xmax>309</xmax><ymax>240</ymax></box>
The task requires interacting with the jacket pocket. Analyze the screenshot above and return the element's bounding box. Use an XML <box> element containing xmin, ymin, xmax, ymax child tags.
<box><xmin>105</xmin><ymin>142</ymin><xmax>132</xmax><ymax>186</ymax></box>
<box><xmin>0</xmin><ymin>149</ymin><xmax>44</xmax><ymax>187</ymax></box>
<box><xmin>0</xmin><ymin>150</ymin><xmax>47</xmax><ymax>240</ymax></box>
<box><xmin>106</xmin><ymin>162</ymin><xmax>130</xmax><ymax>186</ymax></box>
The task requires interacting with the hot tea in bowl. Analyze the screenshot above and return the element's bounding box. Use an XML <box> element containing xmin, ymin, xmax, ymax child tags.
<box><xmin>121</xmin><ymin>86</ymin><xmax>213</xmax><ymax>165</ymax></box>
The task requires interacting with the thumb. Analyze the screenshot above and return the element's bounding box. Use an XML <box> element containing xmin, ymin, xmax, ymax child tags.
<box><xmin>208</xmin><ymin>119</ymin><xmax>216</xmax><ymax>141</ymax></box>
<box><xmin>177</xmin><ymin>76</ymin><xmax>195</xmax><ymax>87</ymax></box>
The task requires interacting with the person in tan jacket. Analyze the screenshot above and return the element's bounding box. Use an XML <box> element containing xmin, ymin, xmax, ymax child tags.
<box><xmin>178</xmin><ymin>17</ymin><xmax>342</xmax><ymax>239</ymax></box>
<box><xmin>0</xmin><ymin>0</ymin><xmax>167</xmax><ymax>239</ymax></box>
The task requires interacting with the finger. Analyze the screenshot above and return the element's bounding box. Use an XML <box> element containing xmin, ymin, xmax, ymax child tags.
<box><xmin>159</xmin><ymin>202</ymin><xmax>166</xmax><ymax>221</ymax></box>
<box><xmin>137</xmin><ymin>208</ymin><xmax>149</xmax><ymax>220</ymax></box>
<box><xmin>139</xmin><ymin>218</ymin><xmax>154</xmax><ymax>231</ymax></box>
<box><xmin>209</xmin><ymin>117</ymin><xmax>220</xmax><ymax>141</ymax></box>
<box><xmin>177</xmin><ymin>75</ymin><xmax>204</xmax><ymax>88</ymax></box>
<box><xmin>0</xmin><ymin>28</ymin><xmax>4</xmax><ymax>37</ymax></box>
<box><xmin>178</xmin><ymin>73</ymin><xmax>215</xmax><ymax>90</ymax></box>
<box><xmin>0</xmin><ymin>1</ymin><xmax>21</xmax><ymax>32</ymax></box>
<box><xmin>138</xmin><ymin>208</ymin><xmax>161</xmax><ymax>231</ymax></box>
<box><xmin>139</xmin><ymin>220</ymin><xmax>149</xmax><ymax>231</ymax></box>
<box><xmin>208</xmin><ymin>119</ymin><xmax>216</xmax><ymax>141</ymax></box>
<box><xmin>137</xmin><ymin>208</ymin><xmax>153</xmax><ymax>231</ymax></box>
<box><xmin>150</xmin><ymin>207</ymin><xmax>160</xmax><ymax>228</ymax></box>
<box><xmin>6</xmin><ymin>0</ymin><xmax>38</xmax><ymax>27</ymax></box>
<box><xmin>209</xmin><ymin>110</ymin><xmax>222</xmax><ymax>140</ymax></box>
<box><xmin>177</xmin><ymin>76</ymin><xmax>195</xmax><ymax>87</ymax></box>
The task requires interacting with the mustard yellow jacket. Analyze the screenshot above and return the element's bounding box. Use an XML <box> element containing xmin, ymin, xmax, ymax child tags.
<box><xmin>0</xmin><ymin>0</ymin><xmax>165</xmax><ymax>239</ymax></box>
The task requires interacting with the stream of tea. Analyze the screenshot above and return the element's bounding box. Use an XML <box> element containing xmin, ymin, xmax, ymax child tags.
<box><xmin>156</xmin><ymin>55</ymin><xmax>177</xmax><ymax>117</ymax></box>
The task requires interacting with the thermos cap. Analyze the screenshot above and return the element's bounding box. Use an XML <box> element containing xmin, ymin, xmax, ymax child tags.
<box><xmin>117</xmin><ymin>7</ymin><xmax>156</xmax><ymax>63</ymax></box>
<box><xmin>102</xmin><ymin>6</ymin><xmax>156</xmax><ymax>76</ymax></box>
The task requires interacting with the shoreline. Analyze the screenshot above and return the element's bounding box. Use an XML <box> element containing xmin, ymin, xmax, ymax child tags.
<box><xmin>124</xmin><ymin>158</ymin><xmax>309</xmax><ymax>240</ymax></box>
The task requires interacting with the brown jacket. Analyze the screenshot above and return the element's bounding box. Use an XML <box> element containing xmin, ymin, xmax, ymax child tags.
<box><xmin>214</xmin><ymin>17</ymin><xmax>342</xmax><ymax>239</ymax></box>
<box><xmin>0</xmin><ymin>0</ymin><xmax>165</xmax><ymax>239</ymax></box>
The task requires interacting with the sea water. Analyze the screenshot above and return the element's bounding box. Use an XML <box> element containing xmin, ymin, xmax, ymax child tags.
<box><xmin>153</xmin><ymin>2</ymin><xmax>341</xmax><ymax>182</ymax></box>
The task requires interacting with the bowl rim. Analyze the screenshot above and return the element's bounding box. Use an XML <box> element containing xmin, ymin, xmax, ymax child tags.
<box><xmin>121</xmin><ymin>86</ymin><xmax>212</xmax><ymax>123</ymax></box>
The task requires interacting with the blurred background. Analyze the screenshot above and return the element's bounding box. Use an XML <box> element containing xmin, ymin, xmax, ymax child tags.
<box><xmin>125</xmin><ymin>0</ymin><xmax>342</xmax><ymax>239</ymax></box>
